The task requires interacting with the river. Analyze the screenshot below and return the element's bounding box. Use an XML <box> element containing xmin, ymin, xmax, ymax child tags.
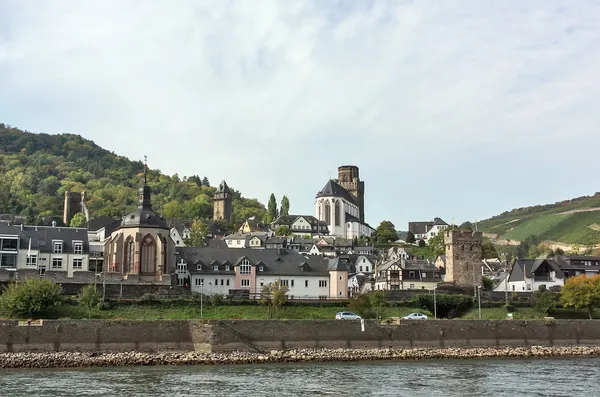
<box><xmin>1</xmin><ymin>357</ymin><xmax>597</xmax><ymax>396</ymax></box>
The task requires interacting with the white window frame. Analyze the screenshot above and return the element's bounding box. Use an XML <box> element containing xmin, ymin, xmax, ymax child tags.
<box><xmin>240</xmin><ymin>259</ymin><xmax>252</xmax><ymax>274</ymax></box>
<box><xmin>72</xmin><ymin>258</ymin><xmax>83</xmax><ymax>269</ymax></box>
<box><xmin>26</xmin><ymin>255</ymin><xmax>38</xmax><ymax>267</ymax></box>
<box><xmin>73</xmin><ymin>241</ymin><xmax>83</xmax><ymax>255</ymax></box>
<box><xmin>53</xmin><ymin>241</ymin><xmax>63</xmax><ymax>254</ymax></box>
<box><xmin>52</xmin><ymin>257</ymin><xmax>63</xmax><ymax>269</ymax></box>
<box><xmin>319</xmin><ymin>280</ymin><xmax>327</xmax><ymax>288</ymax></box>
<box><xmin>241</xmin><ymin>279</ymin><xmax>250</xmax><ymax>287</ymax></box>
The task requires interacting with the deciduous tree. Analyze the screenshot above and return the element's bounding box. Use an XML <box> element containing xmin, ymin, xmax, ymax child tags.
<box><xmin>266</xmin><ymin>193</ymin><xmax>278</xmax><ymax>223</ymax></box>
<box><xmin>375</xmin><ymin>221</ymin><xmax>397</xmax><ymax>244</ymax></box>
<box><xmin>260</xmin><ymin>280</ymin><xmax>289</xmax><ymax>318</ymax></box>
<box><xmin>0</xmin><ymin>278</ymin><xmax>63</xmax><ymax>318</ymax></box>
<box><xmin>280</xmin><ymin>195</ymin><xmax>290</xmax><ymax>216</ymax></box>
<box><xmin>78</xmin><ymin>284</ymin><xmax>101</xmax><ymax>319</ymax></box>
<box><xmin>275</xmin><ymin>225</ymin><xmax>291</xmax><ymax>236</ymax></box>
<box><xmin>560</xmin><ymin>274</ymin><xmax>600</xmax><ymax>319</ymax></box>
<box><xmin>69</xmin><ymin>212</ymin><xmax>87</xmax><ymax>227</ymax></box>
<box><xmin>184</xmin><ymin>218</ymin><xmax>209</xmax><ymax>247</ymax></box>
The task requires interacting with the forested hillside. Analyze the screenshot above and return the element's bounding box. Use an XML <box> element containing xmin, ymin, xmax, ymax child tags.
<box><xmin>0</xmin><ymin>123</ymin><xmax>266</xmax><ymax>228</ymax></box>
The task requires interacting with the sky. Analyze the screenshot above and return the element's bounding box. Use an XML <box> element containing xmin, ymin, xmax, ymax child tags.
<box><xmin>1</xmin><ymin>0</ymin><xmax>600</xmax><ymax>231</ymax></box>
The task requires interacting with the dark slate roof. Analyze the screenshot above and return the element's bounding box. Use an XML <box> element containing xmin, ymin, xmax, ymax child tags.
<box><xmin>266</xmin><ymin>237</ymin><xmax>286</xmax><ymax>244</ymax></box>
<box><xmin>433</xmin><ymin>217</ymin><xmax>448</xmax><ymax>226</ymax></box>
<box><xmin>315</xmin><ymin>180</ymin><xmax>356</xmax><ymax>204</ymax></box>
<box><xmin>207</xmin><ymin>238</ymin><xmax>228</xmax><ymax>249</ymax></box>
<box><xmin>0</xmin><ymin>223</ymin><xmax>29</xmax><ymax>249</ymax></box>
<box><xmin>19</xmin><ymin>225</ymin><xmax>89</xmax><ymax>253</ymax></box>
<box><xmin>87</xmin><ymin>216</ymin><xmax>118</xmax><ymax>232</ymax></box>
<box><xmin>176</xmin><ymin>247</ymin><xmax>335</xmax><ymax>276</ymax></box>
<box><xmin>120</xmin><ymin>185</ymin><xmax>170</xmax><ymax>230</ymax></box>
<box><xmin>508</xmin><ymin>259</ymin><xmax>564</xmax><ymax>282</ymax></box>
<box><xmin>403</xmin><ymin>260</ymin><xmax>438</xmax><ymax>271</ymax></box>
<box><xmin>408</xmin><ymin>221</ymin><xmax>434</xmax><ymax>235</ymax></box>
<box><xmin>216</xmin><ymin>180</ymin><xmax>230</xmax><ymax>193</ymax></box>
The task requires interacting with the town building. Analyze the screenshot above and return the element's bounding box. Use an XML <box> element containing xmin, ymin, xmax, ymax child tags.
<box><xmin>270</xmin><ymin>215</ymin><xmax>329</xmax><ymax>237</ymax></box>
<box><xmin>175</xmin><ymin>247</ymin><xmax>350</xmax><ymax>299</ymax></box>
<box><xmin>444</xmin><ymin>229</ymin><xmax>483</xmax><ymax>288</ymax></box>
<box><xmin>375</xmin><ymin>257</ymin><xmax>440</xmax><ymax>290</ymax></box>
<box><xmin>314</xmin><ymin>165</ymin><xmax>375</xmax><ymax>239</ymax></box>
<box><xmin>408</xmin><ymin>217</ymin><xmax>449</xmax><ymax>243</ymax></box>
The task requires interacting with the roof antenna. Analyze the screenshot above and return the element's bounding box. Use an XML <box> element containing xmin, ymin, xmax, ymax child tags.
<box><xmin>328</xmin><ymin>171</ymin><xmax>332</xmax><ymax>180</ymax></box>
<box><xmin>143</xmin><ymin>155</ymin><xmax>148</xmax><ymax>185</ymax></box>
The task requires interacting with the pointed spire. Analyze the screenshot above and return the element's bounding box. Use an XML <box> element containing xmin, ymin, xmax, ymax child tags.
<box><xmin>143</xmin><ymin>155</ymin><xmax>148</xmax><ymax>185</ymax></box>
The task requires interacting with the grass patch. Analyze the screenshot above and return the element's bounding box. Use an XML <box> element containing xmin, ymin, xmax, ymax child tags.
<box><xmin>502</xmin><ymin>214</ymin><xmax>570</xmax><ymax>241</ymax></box>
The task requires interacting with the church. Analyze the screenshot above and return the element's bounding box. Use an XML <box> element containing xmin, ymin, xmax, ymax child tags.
<box><xmin>314</xmin><ymin>165</ymin><xmax>375</xmax><ymax>239</ymax></box>
<box><xmin>103</xmin><ymin>165</ymin><xmax>175</xmax><ymax>283</ymax></box>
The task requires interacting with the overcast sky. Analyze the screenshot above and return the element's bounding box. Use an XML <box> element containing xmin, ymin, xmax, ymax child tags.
<box><xmin>1</xmin><ymin>0</ymin><xmax>600</xmax><ymax>230</ymax></box>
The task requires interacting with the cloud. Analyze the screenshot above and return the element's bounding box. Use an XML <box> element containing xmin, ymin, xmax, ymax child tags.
<box><xmin>1</xmin><ymin>0</ymin><xmax>600</xmax><ymax>228</ymax></box>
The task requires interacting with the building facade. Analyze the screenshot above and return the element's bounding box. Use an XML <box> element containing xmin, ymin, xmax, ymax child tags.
<box><xmin>444</xmin><ymin>230</ymin><xmax>483</xmax><ymax>288</ymax></box>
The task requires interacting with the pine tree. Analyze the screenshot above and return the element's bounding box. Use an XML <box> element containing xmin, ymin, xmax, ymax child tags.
<box><xmin>280</xmin><ymin>195</ymin><xmax>290</xmax><ymax>216</ymax></box>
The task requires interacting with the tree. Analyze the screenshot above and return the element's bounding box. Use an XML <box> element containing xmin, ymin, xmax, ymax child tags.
<box><xmin>78</xmin><ymin>284</ymin><xmax>101</xmax><ymax>319</ymax></box>
<box><xmin>69</xmin><ymin>212</ymin><xmax>86</xmax><ymax>227</ymax></box>
<box><xmin>369</xmin><ymin>290</ymin><xmax>386</xmax><ymax>319</ymax></box>
<box><xmin>428</xmin><ymin>232</ymin><xmax>445</xmax><ymax>257</ymax></box>
<box><xmin>275</xmin><ymin>225</ymin><xmax>292</xmax><ymax>236</ymax></box>
<box><xmin>482</xmin><ymin>276</ymin><xmax>494</xmax><ymax>291</ymax></box>
<box><xmin>561</xmin><ymin>274</ymin><xmax>600</xmax><ymax>319</ymax></box>
<box><xmin>481</xmin><ymin>240</ymin><xmax>499</xmax><ymax>259</ymax></box>
<box><xmin>0</xmin><ymin>278</ymin><xmax>63</xmax><ymax>318</ymax></box>
<box><xmin>266</xmin><ymin>193</ymin><xmax>278</xmax><ymax>223</ymax></box>
<box><xmin>347</xmin><ymin>293</ymin><xmax>372</xmax><ymax>316</ymax></box>
<box><xmin>260</xmin><ymin>280</ymin><xmax>289</xmax><ymax>318</ymax></box>
<box><xmin>418</xmin><ymin>239</ymin><xmax>426</xmax><ymax>247</ymax></box>
<box><xmin>532</xmin><ymin>289</ymin><xmax>560</xmax><ymax>316</ymax></box>
<box><xmin>405</xmin><ymin>231</ymin><xmax>416</xmax><ymax>244</ymax></box>
<box><xmin>184</xmin><ymin>218</ymin><xmax>209</xmax><ymax>247</ymax></box>
<box><xmin>376</xmin><ymin>221</ymin><xmax>397</xmax><ymax>244</ymax></box>
<box><xmin>280</xmin><ymin>195</ymin><xmax>290</xmax><ymax>216</ymax></box>
<box><xmin>201</xmin><ymin>176</ymin><xmax>210</xmax><ymax>187</ymax></box>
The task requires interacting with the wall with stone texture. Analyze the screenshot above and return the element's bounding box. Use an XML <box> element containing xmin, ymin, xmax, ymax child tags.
<box><xmin>1</xmin><ymin>319</ymin><xmax>600</xmax><ymax>353</ymax></box>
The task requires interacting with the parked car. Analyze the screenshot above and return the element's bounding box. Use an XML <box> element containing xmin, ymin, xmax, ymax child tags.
<box><xmin>335</xmin><ymin>311</ymin><xmax>361</xmax><ymax>320</ymax></box>
<box><xmin>402</xmin><ymin>312</ymin><xmax>428</xmax><ymax>320</ymax></box>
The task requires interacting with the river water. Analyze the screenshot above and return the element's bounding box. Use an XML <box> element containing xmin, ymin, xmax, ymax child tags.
<box><xmin>1</xmin><ymin>357</ymin><xmax>598</xmax><ymax>396</ymax></box>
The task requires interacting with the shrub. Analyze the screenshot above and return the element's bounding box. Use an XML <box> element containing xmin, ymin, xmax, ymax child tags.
<box><xmin>414</xmin><ymin>294</ymin><xmax>473</xmax><ymax>319</ymax></box>
<box><xmin>504</xmin><ymin>303</ymin><xmax>515</xmax><ymax>313</ymax></box>
<box><xmin>210</xmin><ymin>293</ymin><xmax>225</xmax><ymax>306</ymax></box>
<box><xmin>139</xmin><ymin>293</ymin><xmax>157</xmax><ymax>304</ymax></box>
<box><xmin>347</xmin><ymin>293</ymin><xmax>372</xmax><ymax>316</ymax></box>
<box><xmin>0</xmin><ymin>278</ymin><xmax>63</xmax><ymax>318</ymax></box>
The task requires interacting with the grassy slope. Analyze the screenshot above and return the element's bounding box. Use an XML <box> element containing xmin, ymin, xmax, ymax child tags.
<box><xmin>479</xmin><ymin>195</ymin><xmax>600</xmax><ymax>245</ymax></box>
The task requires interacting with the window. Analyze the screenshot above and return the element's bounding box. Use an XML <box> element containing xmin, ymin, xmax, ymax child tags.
<box><xmin>259</xmin><ymin>265</ymin><xmax>264</xmax><ymax>272</ymax></box>
<box><xmin>225</xmin><ymin>265</ymin><xmax>230</xmax><ymax>271</ymax></box>
<box><xmin>213</xmin><ymin>264</ymin><xmax>219</xmax><ymax>271</ymax></box>
<box><xmin>305</xmin><ymin>280</ymin><xmax>309</xmax><ymax>287</ymax></box>
<box><xmin>527</xmin><ymin>284</ymin><xmax>532</xmax><ymax>291</ymax></box>
<box><xmin>215</xmin><ymin>278</ymin><xmax>218</xmax><ymax>285</ymax></box>
<box><xmin>73</xmin><ymin>259</ymin><xmax>83</xmax><ymax>269</ymax></box>
<box><xmin>195</xmin><ymin>278</ymin><xmax>203</xmax><ymax>286</ymax></box>
<box><xmin>359</xmin><ymin>266</ymin><xmax>363</xmax><ymax>272</ymax></box>
<box><xmin>291</xmin><ymin>280</ymin><xmax>294</xmax><ymax>287</ymax></box>
<box><xmin>39</xmin><ymin>266</ymin><xmax>46</xmax><ymax>277</ymax></box>
<box><xmin>221</xmin><ymin>279</ymin><xmax>224</xmax><ymax>286</ymax></box>
<box><xmin>241</xmin><ymin>279</ymin><xmax>250</xmax><ymax>287</ymax></box>
<box><xmin>226</xmin><ymin>279</ymin><xmax>230</xmax><ymax>286</ymax></box>
<box><xmin>422</xmin><ymin>272</ymin><xmax>426</xmax><ymax>278</ymax></box>
<box><xmin>0</xmin><ymin>238</ymin><xmax>17</xmax><ymax>251</ymax></box>
<box><xmin>319</xmin><ymin>280</ymin><xmax>327</xmax><ymax>288</ymax></box>
<box><xmin>177</xmin><ymin>259</ymin><xmax>187</xmax><ymax>274</ymax></box>
<box><xmin>177</xmin><ymin>278</ymin><xmax>184</xmax><ymax>286</ymax></box>
<box><xmin>197</xmin><ymin>264</ymin><xmax>202</xmax><ymax>271</ymax></box>
<box><xmin>280</xmin><ymin>279</ymin><xmax>289</xmax><ymax>287</ymax></box>
<box><xmin>73</xmin><ymin>242</ymin><xmax>83</xmax><ymax>255</ymax></box>
<box><xmin>339</xmin><ymin>276</ymin><xmax>342</xmax><ymax>280</ymax></box>
<box><xmin>125</xmin><ymin>238</ymin><xmax>134</xmax><ymax>274</ymax></box>
<box><xmin>260</xmin><ymin>279</ymin><xmax>264</xmax><ymax>287</ymax></box>
<box><xmin>52</xmin><ymin>257</ymin><xmax>63</xmax><ymax>269</ymax></box>
<box><xmin>240</xmin><ymin>259</ymin><xmax>251</xmax><ymax>274</ymax></box>
<box><xmin>409</xmin><ymin>271</ymin><xmax>415</xmax><ymax>278</ymax></box>
<box><xmin>0</xmin><ymin>253</ymin><xmax>17</xmax><ymax>268</ymax></box>
<box><xmin>434</xmin><ymin>272</ymin><xmax>440</xmax><ymax>279</ymax></box>
<box><xmin>409</xmin><ymin>284</ymin><xmax>415</xmax><ymax>289</ymax></box>
<box><xmin>53</xmin><ymin>241</ymin><xmax>63</xmax><ymax>254</ymax></box>
<box><xmin>26</xmin><ymin>255</ymin><xmax>37</xmax><ymax>267</ymax></box>
<box><xmin>140</xmin><ymin>235</ymin><xmax>156</xmax><ymax>274</ymax></box>
<box><xmin>512</xmin><ymin>285</ymin><xmax>515</xmax><ymax>291</ymax></box>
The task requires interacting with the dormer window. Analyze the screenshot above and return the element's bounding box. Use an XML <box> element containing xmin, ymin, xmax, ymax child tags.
<box><xmin>225</xmin><ymin>265</ymin><xmax>230</xmax><ymax>271</ymax></box>
<box><xmin>53</xmin><ymin>241</ymin><xmax>63</xmax><ymax>254</ymax></box>
<box><xmin>197</xmin><ymin>264</ymin><xmax>202</xmax><ymax>271</ymax></box>
<box><xmin>259</xmin><ymin>265</ymin><xmax>264</xmax><ymax>272</ymax></box>
<box><xmin>73</xmin><ymin>241</ymin><xmax>83</xmax><ymax>255</ymax></box>
<box><xmin>213</xmin><ymin>264</ymin><xmax>219</xmax><ymax>271</ymax></box>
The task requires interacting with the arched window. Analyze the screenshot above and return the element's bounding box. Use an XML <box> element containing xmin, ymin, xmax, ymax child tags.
<box><xmin>124</xmin><ymin>237</ymin><xmax>134</xmax><ymax>274</ymax></box>
<box><xmin>140</xmin><ymin>234</ymin><xmax>156</xmax><ymax>274</ymax></box>
<box><xmin>318</xmin><ymin>201</ymin><xmax>322</xmax><ymax>220</ymax></box>
<box><xmin>324</xmin><ymin>201</ymin><xmax>331</xmax><ymax>224</ymax></box>
<box><xmin>334</xmin><ymin>200</ymin><xmax>341</xmax><ymax>226</ymax></box>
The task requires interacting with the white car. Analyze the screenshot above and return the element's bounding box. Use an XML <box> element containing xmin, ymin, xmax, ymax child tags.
<box><xmin>402</xmin><ymin>312</ymin><xmax>428</xmax><ymax>320</ymax></box>
<box><xmin>335</xmin><ymin>311</ymin><xmax>361</xmax><ymax>320</ymax></box>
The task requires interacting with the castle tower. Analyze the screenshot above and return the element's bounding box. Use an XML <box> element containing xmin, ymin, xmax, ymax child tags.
<box><xmin>213</xmin><ymin>180</ymin><xmax>232</xmax><ymax>222</ymax></box>
<box><xmin>63</xmin><ymin>191</ymin><xmax>87</xmax><ymax>226</ymax></box>
<box><xmin>337</xmin><ymin>165</ymin><xmax>365</xmax><ymax>222</ymax></box>
<box><xmin>444</xmin><ymin>230</ymin><xmax>483</xmax><ymax>287</ymax></box>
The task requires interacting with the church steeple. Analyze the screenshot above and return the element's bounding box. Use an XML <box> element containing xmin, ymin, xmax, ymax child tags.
<box><xmin>138</xmin><ymin>155</ymin><xmax>152</xmax><ymax>207</ymax></box>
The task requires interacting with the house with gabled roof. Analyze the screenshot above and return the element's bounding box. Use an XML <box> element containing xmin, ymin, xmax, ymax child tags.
<box><xmin>271</xmin><ymin>215</ymin><xmax>329</xmax><ymax>237</ymax></box>
<box><xmin>175</xmin><ymin>247</ymin><xmax>350</xmax><ymax>299</ymax></box>
<box><xmin>408</xmin><ymin>217</ymin><xmax>449</xmax><ymax>243</ymax></box>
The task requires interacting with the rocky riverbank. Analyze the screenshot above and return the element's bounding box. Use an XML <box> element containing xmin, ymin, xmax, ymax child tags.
<box><xmin>2</xmin><ymin>346</ymin><xmax>600</xmax><ymax>369</ymax></box>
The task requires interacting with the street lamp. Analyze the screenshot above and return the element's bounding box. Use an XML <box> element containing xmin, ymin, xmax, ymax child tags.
<box><xmin>477</xmin><ymin>286</ymin><xmax>482</xmax><ymax>320</ymax></box>
<box><xmin>433</xmin><ymin>286</ymin><xmax>437</xmax><ymax>320</ymax></box>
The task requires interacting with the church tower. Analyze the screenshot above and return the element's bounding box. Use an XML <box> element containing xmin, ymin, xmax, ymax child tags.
<box><xmin>337</xmin><ymin>165</ymin><xmax>365</xmax><ymax>222</ymax></box>
<box><xmin>213</xmin><ymin>180</ymin><xmax>232</xmax><ymax>222</ymax></box>
<box><xmin>444</xmin><ymin>230</ymin><xmax>483</xmax><ymax>288</ymax></box>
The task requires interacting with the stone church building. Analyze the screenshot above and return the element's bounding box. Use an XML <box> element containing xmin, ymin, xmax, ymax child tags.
<box><xmin>314</xmin><ymin>165</ymin><xmax>374</xmax><ymax>239</ymax></box>
<box><xmin>103</xmin><ymin>173</ymin><xmax>175</xmax><ymax>282</ymax></box>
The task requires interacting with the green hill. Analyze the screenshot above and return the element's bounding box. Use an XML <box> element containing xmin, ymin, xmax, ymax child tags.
<box><xmin>478</xmin><ymin>194</ymin><xmax>600</xmax><ymax>246</ymax></box>
<box><xmin>0</xmin><ymin>122</ymin><xmax>266</xmax><ymax>228</ymax></box>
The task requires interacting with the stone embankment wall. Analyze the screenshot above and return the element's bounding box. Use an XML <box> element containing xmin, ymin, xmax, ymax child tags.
<box><xmin>1</xmin><ymin>320</ymin><xmax>600</xmax><ymax>353</ymax></box>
